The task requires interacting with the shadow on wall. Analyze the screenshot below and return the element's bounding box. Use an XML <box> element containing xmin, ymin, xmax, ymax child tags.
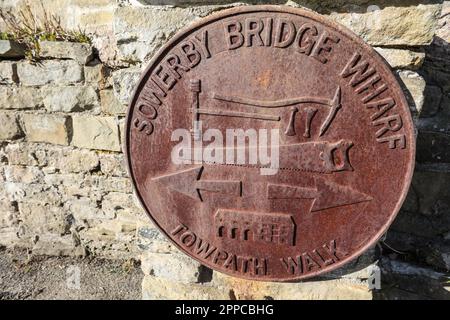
<box><xmin>296</xmin><ymin>20</ymin><xmax>450</xmax><ymax>297</ymax></box>
<box><xmin>137</xmin><ymin>0</ymin><xmax>445</xmax><ymax>13</ymax></box>
<box><xmin>295</xmin><ymin>32</ymin><xmax>450</xmax><ymax>298</ymax></box>
<box><xmin>381</xmin><ymin>34</ymin><xmax>450</xmax><ymax>299</ymax></box>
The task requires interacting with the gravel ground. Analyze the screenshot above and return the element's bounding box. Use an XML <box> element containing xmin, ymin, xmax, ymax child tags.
<box><xmin>0</xmin><ymin>247</ymin><xmax>143</xmax><ymax>300</ymax></box>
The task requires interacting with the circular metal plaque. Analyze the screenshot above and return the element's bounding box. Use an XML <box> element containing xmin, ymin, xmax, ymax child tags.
<box><xmin>125</xmin><ymin>6</ymin><xmax>415</xmax><ymax>281</ymax></box>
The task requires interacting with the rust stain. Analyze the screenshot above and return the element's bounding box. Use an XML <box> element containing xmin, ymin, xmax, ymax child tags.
<box><xmin>256</xmin><ymin>70</ymin><xmax>272</xmax><ymax>89</ymax></box>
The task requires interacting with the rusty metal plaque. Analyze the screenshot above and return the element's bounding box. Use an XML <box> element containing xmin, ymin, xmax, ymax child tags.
<box><xmin>125</xmin><ymin>6</ymin><xmax>415</xmax><ymax>281</ymax></box>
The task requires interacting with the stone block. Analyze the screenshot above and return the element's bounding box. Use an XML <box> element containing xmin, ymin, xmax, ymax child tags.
<box><xmin>2</xmin><ymin>143</ymin><xmax>100</xmax><ymax>173</ymax></box>
<box><xmin>114</xmin><ymin>5</ymin><xmax>232</xmax><ymax>62</ymax></box>
<box><xmin>137</xmin><ymin>224</ymin><xmax>174</xmax><ymax>253</ymax></box>
<box><xmin>437</xmin><ymin>1</ymin><xmax>450</xmax><ymax>42</ymax></box>
<box><xmin>31</xmin><ymin>234</ymin><xmax>85</xmax><ymax>256</ymax></box>
<box><xmin>141</xmin><ymin>252</ymin><xmax>205</xmax><ymax>283</ymax></box>
<box><xmin>0</xmin><ymin>87</ymin><xmax>43</xmax><ymax>110</ymax></box>
<box><xmin>42</xmin><ymin>86</ymin><xmax>100</xmax><ymax>113</ymax></box>
<box><xmin>0</xmin><ymin>61</ymin><xmax>17</xmax><ymax>85</ymax></box>
<box><xmin>2</xmin><ymin>143</ymin><xmax>39</xmax><ymax>166</ymax></box>
<box><xmin>0</xmin><ymin>113</ymin><xmax>23</xmax><ymax>141</ymax></box>
<box><xmin>0</xmin><ymin>40</ymin><xmax>25</xmax><ymax>58</ymax></box>
<box><xmin>210</xmin><ymin>271</ymin><xmax>372</xmax><ymax>300</ymax></box>
<box><xmin>39</xmin><ymin>41</ymin><xmax>94</xmax><ymax>65</ymax></box>
<box><xmin>21</xmin><ymin>114</ymin><xmax>70</xmax><ymax>145</ymax></box>
<box><xmin>66</xmin><ymin>197</ymin><xmax>113</xmax><ymax>221</ymax></box>
<box><xmin>71</xmin><ymin>115</ymin><xmax>121</xmax><ymax>151</ymax></box>
<box><xmin>55</xmin><ymin>148</ymin><xmax>100</xmax><ymax>173</ymax></box>
<box><xmin>101</xmin><ymin>192</ymin><xmax>142</xmax><ymax>218</ymax></box>
<box><xmin>91</xmin><ymin>219</ymin><xmax>137</xmax><ymax>236</ymax></box>
<box><xmin>99</xmin><ymin>153</ymin><xmax>128</xmax><ymax>177</ymax></box>
<box><xmin>17</xmin><ymin>60</ymin><xmax>84</xmax><ymax>86</ymax></box>
<box><xmin>111</xmin><ymin>68</ymin><xmax>140</xmax><ymax>105</ymax></box>
<box><xmin>374</xmin><ymin>48</ymin><xmax>425</xmax><ymax>70</ymax></box>
<box><xmin>18</xmin><ymin>202</ymin><xmax>68</xmax><ymax>235</ymax></box>
<box><xmin>0</xmin><ymin>227</ymin><xmax>23</xmax><ymax>247</ymax></box>
<box><xmin>377</xmin><ymin>258</ymin><xmax>450</xmax><ymax>300</ymax></box>
<box><xmin>3</xmin><ymin>166</ymin><xmax>44</xmax><ymax>184</ymax></box>
<box><xmin>391</xmin><ymin>170</ymin><xmax>450</xmax><ymax>241</ymax></box>
<box><xmin>142</xmin><ymin>276</ymin><xmax>229</xmax><ymax>300</ymax></box>
<box><xmin>3</xmin><ymin>182</ymin><xmax>61</xmax><ymax>205</ymax></box>
<box><xmin>100</xmin><ymin>89</ymin><xmax>126</xmax><ymax>115</ymax></box>
<box><xmin>398</xmin><ymin>70</ymin><xmax>426</xmax><ymax>113</ymax></box>
<box><xmin>84</xmin><ymin>61</ymin><xmax>107</xmax><ymax>87</ymax></box>
<box><xmin>95</xmin><ymin>176</ymin><xmax>132</xmax><ymax>193</ymax></box>
<box><xmin>330</xmin><ymin>5</ymin><xmax>441</xmax><ymax>46</ymax></box>
<box><xmin>417</xmin><ymin>131</ymin><xmax>450</xmax><ymax>164</ymax></box>
<box><xmin>0</xmin><ymin>199</ymin><xmax>19</xmax><ymax>228</ymax></box>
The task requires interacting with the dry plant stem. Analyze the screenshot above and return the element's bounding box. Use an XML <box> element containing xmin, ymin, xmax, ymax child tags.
<box><xmin>0</xmin><ymin>0</ymin><xmax>90</xmax><ymax>62</ymax></box>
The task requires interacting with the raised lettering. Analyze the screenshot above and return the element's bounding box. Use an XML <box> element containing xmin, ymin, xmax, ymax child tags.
<box><xmin>193</xmin><ymin>29</ymin><xmax>211</xmax><ymax>59</ymax></box>
<box><xmin>163</xmin><ymin>53</ymin><xmax>190</xmax><ymax>79</ymax></box>
<box><xmin>273</xmin><ymin>18</ymin><xmax>295</xmax><ymax>48</ymax></box>
<box><xmin>244</xmin><ymin>18</ymin><xmax>264</xmax><ymax>47</ymax></box>
<box><xmin>151</xmin><ymin>64</ymin><xmax>176</xmax><ymax>91</ymax></box>
<box><xmin>281</xmin><ymin>256</ymin><xmax>303</xmax><ymax>275</ymax></box>
<box><xmin>310</xmin><ymin>30</ymin><xmax>340</xmax><ymax>64</ymax></box>
<box><xmin>373</xmin><ymin>114</ymin><xmax>403</xmax><ymax>138</ymax></box>
<box><xmin>179</xmin><ymin>40</ymin><xmax>201</xmax><ymax>68</ymax></box>
<box><xmin>224</xmin><ymin>21</ymin><xmax>244</xmax><ymax>50</ymax></box>
<box><xmin>295</xmin><ymin>23</ymin><xmax>318</xmax><ymax>55</ymax></box>
<box><xmin>341</xmin><ymin>53</ymin><xmax>407</xmax><ymax>150</ymax></box>
<box><xmin>341</xmin><ymin>53</ymin><xmax>376</xmax><ymax>86</ymax></box>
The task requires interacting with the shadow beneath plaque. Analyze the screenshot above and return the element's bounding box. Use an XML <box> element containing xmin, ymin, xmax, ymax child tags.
<box><xmin>378</xmin><ymin>34</ymin><xmax>450</xmax><ymax>299</ymax></box>
<box><xmin>291</xmin><ymin>34</ymin><xmax>450</xmax><ymax>297</ymax></box>
<box><xmin>287</xmin><ymin>246</ymin><xmax>382</xmax><ymax>283</ymax></box>
<box><xmin>374</xmin><ymin>256</ymin><xmax>450</xmax><ymax>300</ymax></box>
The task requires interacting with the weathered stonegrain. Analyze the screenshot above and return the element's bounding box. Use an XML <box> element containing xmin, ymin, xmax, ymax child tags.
<box><xmin>141</xmin><ymin>252</ymin><xmax>206</xmax><ymax>283</ymax></box>
<box><xmin>0</xmin><ymin>40</ymin><xmax>25</xmax><ymax>58</ymax></box>
<box><xmin>17</xmin><ymin>60</ymin><xmax>84</xmax><ymax>86</ymax></box>
<box><xmin>84</xmin><ymin>62</ymin><xmax>107</xmax><ymax>87</ymax></box>
<box><xmin>142</xmin><ymin>276</ymin><xmax>229</xmax><ymax>300</ymax></box>
<box><xmin>39</xmin><ymin>41</ymin><xmax>94</xmax><ymax>65</ymax></box>
<box><xmin>329</xmin><ymin>5</ymin><xmax>441</xmax><ymax>46</ymax></box>
<box><xmin>71</xmin><ymin>116</ymin><xmax>121</xmax><ymax>151</ymax></box>
<box><xmin>3</xmin><ymin>166</ymin><xmax>44</xmax><ymax>184</ymax></box>
<box><xmin>21</xmin><ymin>114</ymin><xmax>70</xmax><ymax>145</ymax></box>
<box><xmin>398</xmin><ymin>70</ymin><xmax>427</xmax><ymax>114</ymax></box>
<box><xmin>113</xmin><ymin>5</ymin><xmax>234</xmax><ymax>62</ymax></box>
<box><xmin>0</xmin><ymin>113</ymin><xmax>23</xmax><ymax>141</ymax></box>
<box><xmin>375</xmin><ymin>48</ymin><xmax>425</xmax><ymax>70</ymax></box>
<box><xmin>18</xmin><ymin>202</ymin><xmax>68</xmax><ymax>235</ymax></box>
<box><xmin>2</xmin><ymin>143</ymin><xmax>99</xmax><ymax>173</ymax></box>
<box><xmin>0</xmin><ymin>87</ymin><xmax>43</xmax><ymax>110</ymax></box>
<box><xmin>99</xmin><ymin>153</ymin><xmax>128</xmax><ymax>177</ymax></box>
<box><xmin>100</xmin><ymin>89</ymin><xmax>126</xmax><ymax>115</ymax></box>
<box><xmin>0</xmin><ymin>61</ymin><xmax>17</xmax><ymax>85</ymax></box>
<box><xmin>111</xmin><ymin>68</ymin><xmax>141</xmax><ymax>105</ymax></box>
<box><xmin>42</xmin><ymin>86</ymin><xmax>100</xmax><ymax>113</ymax></box>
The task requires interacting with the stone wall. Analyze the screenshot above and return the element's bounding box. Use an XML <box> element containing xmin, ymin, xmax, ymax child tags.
<box><xmin>0</xmin><ymin>0</ymin><xmax>449</xmax><ymax>299</ymax></box>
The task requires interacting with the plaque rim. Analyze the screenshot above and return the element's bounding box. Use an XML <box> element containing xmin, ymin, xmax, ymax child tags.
<box><xmin>124</xmin><ymin>5</ymin><xmax>416</xmax><ymax>282</ymax></box>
